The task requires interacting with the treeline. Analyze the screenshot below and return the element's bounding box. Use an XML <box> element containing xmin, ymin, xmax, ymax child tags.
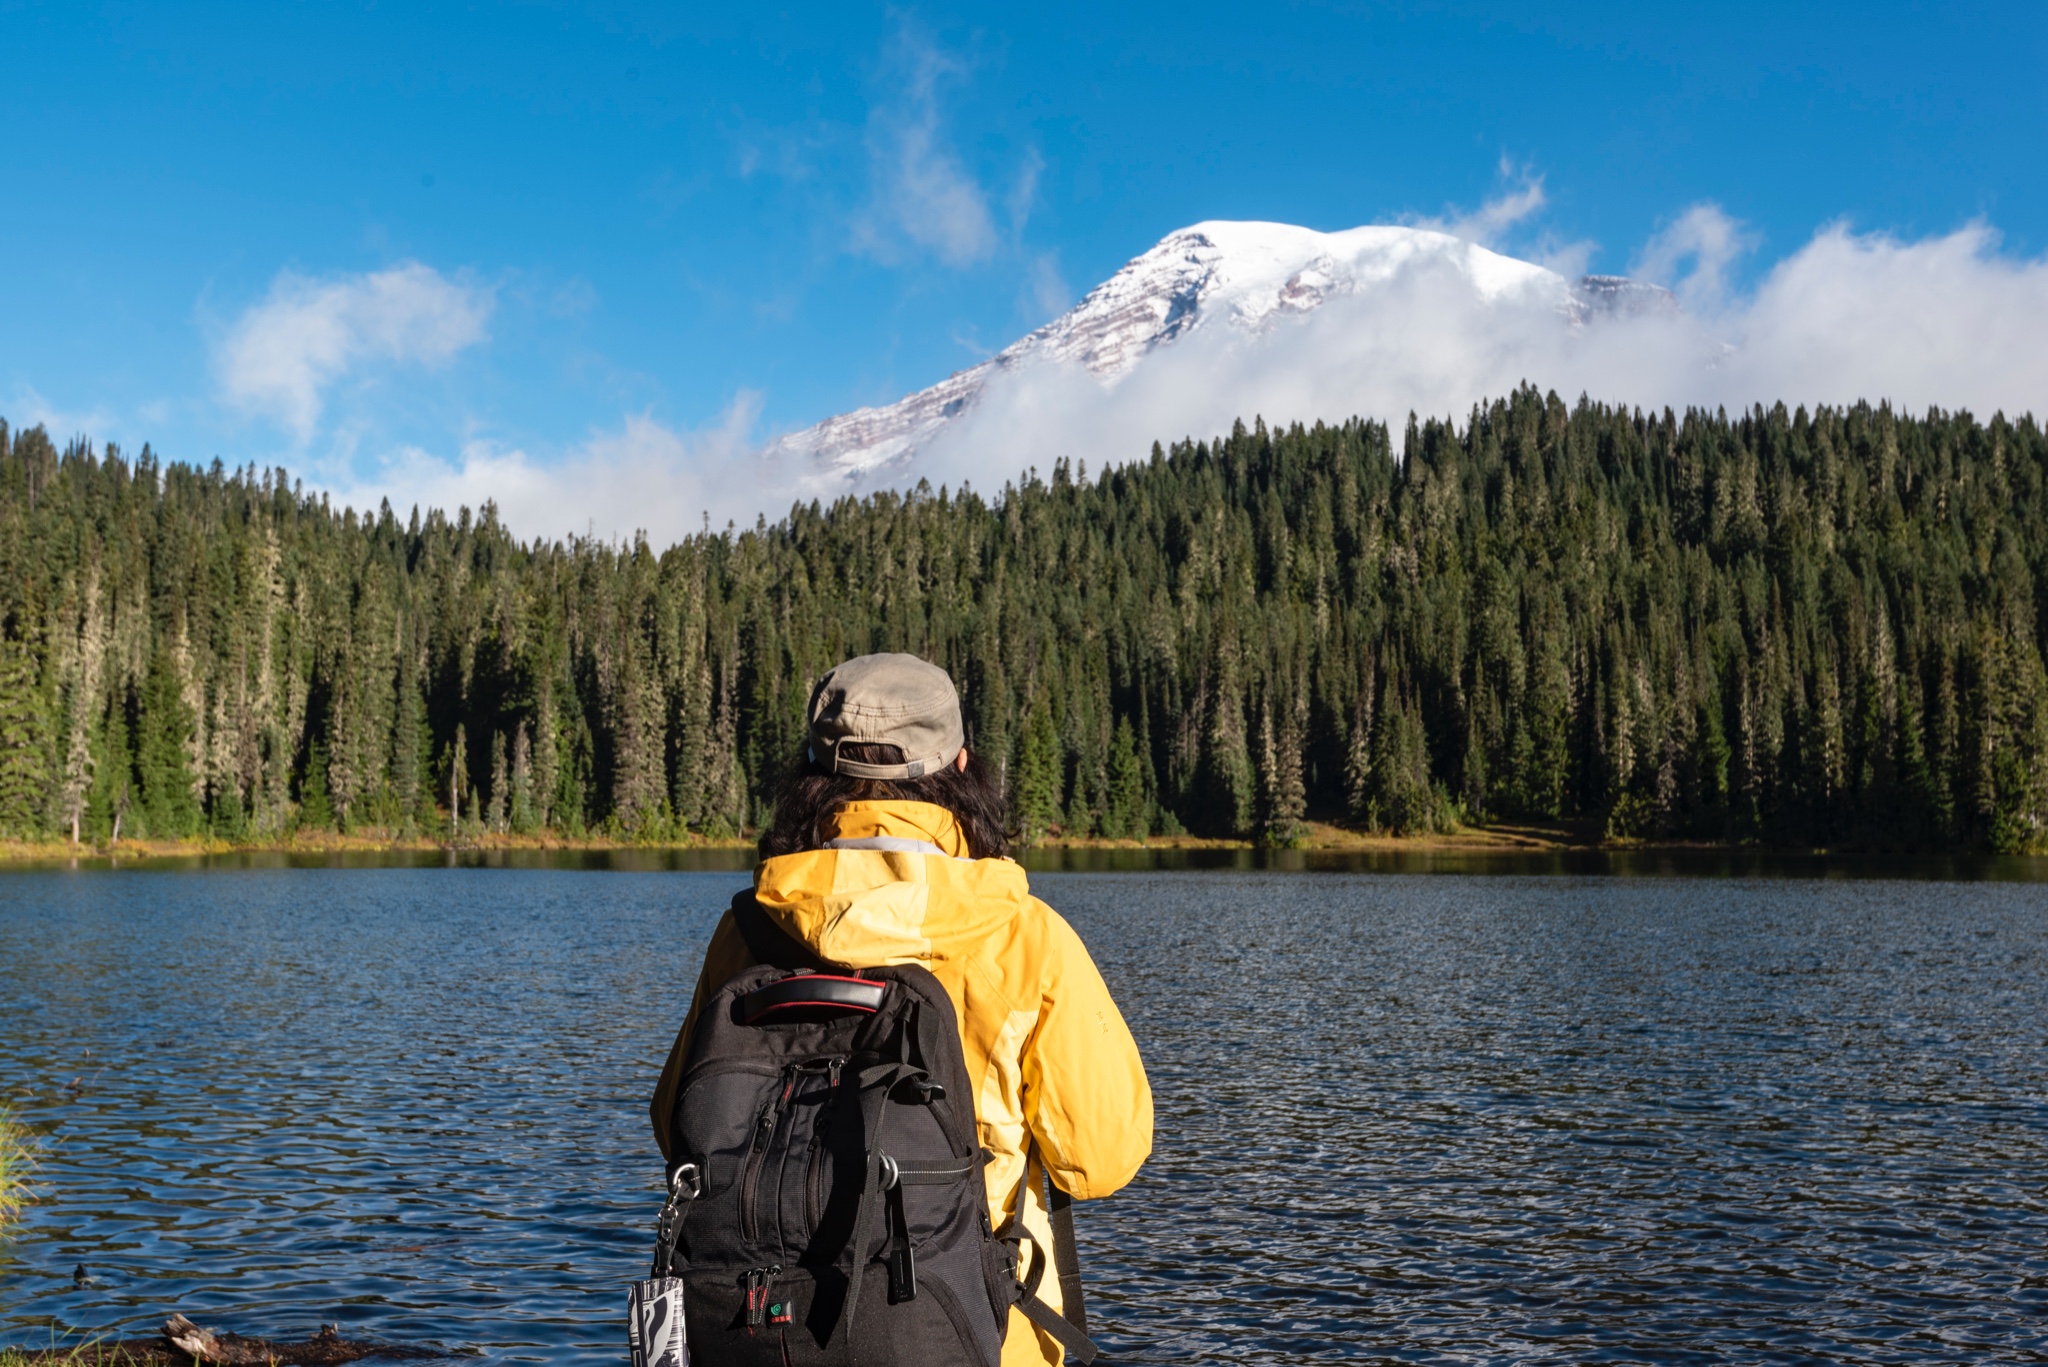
<box><xmin>1</xmin><ymin>386</ymin><xmax>2045</xmax><ymax>852</ymax></box>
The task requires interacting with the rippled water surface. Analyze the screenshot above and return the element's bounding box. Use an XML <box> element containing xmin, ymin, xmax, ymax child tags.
<box><xmin>3</xmin><ymin>869</ymin><xmax>2046</xmax><ymax>1363</ymax></box>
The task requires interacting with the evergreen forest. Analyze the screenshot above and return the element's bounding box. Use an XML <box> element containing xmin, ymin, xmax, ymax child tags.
<box><xmin>2</xmin><ymin>385</ymin><xmax>2045</xmax><ymax>853</ymax></box>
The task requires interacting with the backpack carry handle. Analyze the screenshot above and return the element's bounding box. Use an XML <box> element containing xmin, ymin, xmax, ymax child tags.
<box><xmin>739</xmin><ymin>972</ymin><xmax>888</xmax><ymax>1024</ymax></box>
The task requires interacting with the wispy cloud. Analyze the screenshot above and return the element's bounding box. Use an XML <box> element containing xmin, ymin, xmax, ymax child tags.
<box><xmin>1006</xmin><ymin>146</ymin><xmax>1045</xmax><ymax>237</ymax></box>
<box><xmin>855</xmin><ymin>24</ymin><xmax>1009</xmax><ymax>268</ymax></box>
<box><xmin>5</xmin><ymin>384</ymin><xmax>120</xmax><ymax>448</ymax></box>
<box><xmin>215</xmin><ymin>262</ymin><xmax>494</xmax><ymax>441</ymax></box>
<box><xmin>1418</xmin><ymin>162</ymin><xmax>1550</xmax><ymax>249</ymax></box>
<box><xmin>1022</xmin><ymin>251</ymin><xmax>1071</xmax><ymax>321</ymax></box>
<box><xmin>1632</xmin><ymin>203</ymin><xmax>1759</xmax><ymax>312</ymax></box>
<box><xmin>1409</xmin><ymin>159</ymin><xmax>1594</xmax><ymax>276</ymax></box>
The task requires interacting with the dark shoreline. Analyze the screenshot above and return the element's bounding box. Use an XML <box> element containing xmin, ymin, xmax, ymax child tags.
<box><xmin>4</xmin><ymin>842</ymin><xmax>2048</xmax><ymax>880</ymax></box>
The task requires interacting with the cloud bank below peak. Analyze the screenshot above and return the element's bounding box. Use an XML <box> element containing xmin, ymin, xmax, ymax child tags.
<box><xmin>888</xmin><ymin>213</ymin><xmax>2048</xmax><ymax>504</ymax></box>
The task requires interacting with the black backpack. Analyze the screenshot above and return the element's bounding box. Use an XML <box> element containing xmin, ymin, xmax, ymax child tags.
<box><xmin>645</xmin><ymin>894</ymin><xmax>1097</xmax><ymax>1367</ymax></box>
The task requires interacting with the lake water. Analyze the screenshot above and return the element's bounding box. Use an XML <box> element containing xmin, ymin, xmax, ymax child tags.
<box><xmin>2</xmin><ymin>868</ymin><xmax>2045</xmax><ymax>1364</ymax></box>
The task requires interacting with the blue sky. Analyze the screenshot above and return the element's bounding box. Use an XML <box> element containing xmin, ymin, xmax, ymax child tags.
<box><xmin>3</xmin><ymin>1</ymin><xmax>2044</xmax><ymax>534</ymax></box>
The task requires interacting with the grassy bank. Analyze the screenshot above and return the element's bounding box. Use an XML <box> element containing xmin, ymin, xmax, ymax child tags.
<box><xmin>0</xmin><ymin>828</ymin><xmax>755</xmax><ymax>865</ymax></box>
<box><xmin>0</xmin><ymin>1349</ymin><xmax>116</xmax><ymax>1367</ymax></box>
<box><xmin>1040</xmin><ymin>819</ymin><xmax>1594</xmax><ymax>853</ymax></box>
<box><xmin>3</xmin><ymin>821</ymin><xmax>1962</xmax><ymax>869</ymax></box>
<box><xmin>0</xmin><ymin>1105</ymin><xmax>31</xmax><ymax>1229</ymax></box>
<box><xmin>0</xmin><ymin>819</ymin><xmax>1602</xmax><ymax>866</ymax></box>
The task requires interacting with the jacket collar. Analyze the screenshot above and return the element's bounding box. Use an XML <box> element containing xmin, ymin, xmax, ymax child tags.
<box><xmin>818</xmin><ymin>800</ymin><xmax>971</xmax><ymax>858</ymax></box>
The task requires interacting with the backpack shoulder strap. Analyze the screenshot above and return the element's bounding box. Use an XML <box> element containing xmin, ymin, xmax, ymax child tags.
<box><xmin>727</xmin><ymin>890</ymin><xmax>819</xmax><ymax>971</ymax></box>
<box><xmin>1001</xmin><ymin>1145</ymin><xmax>1099</xmax><ymax>1363</ymax></box>
<box><xmin>1045</xmin><ymin>1175</ymin><xmax>1089</xmax><ymax>1335</ymax></box>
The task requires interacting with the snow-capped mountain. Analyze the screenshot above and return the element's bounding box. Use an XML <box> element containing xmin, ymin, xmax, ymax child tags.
<box><xmin>768</xmin><ymin>221</ymin><xmax>1671</xmax><ymax>476</ymax></box>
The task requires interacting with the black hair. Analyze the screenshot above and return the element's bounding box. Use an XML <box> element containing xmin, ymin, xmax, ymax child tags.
<box><xmin>758</xmin><ymin>742</ymin><xmax>1010</xmax><ymax>861</ymax></box>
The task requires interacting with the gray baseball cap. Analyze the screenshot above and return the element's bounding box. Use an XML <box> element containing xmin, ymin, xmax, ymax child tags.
<box><xmin>806</xmin><ymin>653</ymin><xmax>965</xmax><ymax>780</ymax></box>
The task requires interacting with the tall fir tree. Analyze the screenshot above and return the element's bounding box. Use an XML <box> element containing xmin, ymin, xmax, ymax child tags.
<box><xmin>0</xmin><ymin>640</ymin><xmax>48</xmax><ymax>836</ymax></box>
<box><xmin>1014</xmin><ymin>697</ymin><xmax>1063</xmax><ymax>846</ymax></box>
<box><xmin>133</xmin><ymin>649</ymin><xmax>201</xmax><ymax>839</ymax></box>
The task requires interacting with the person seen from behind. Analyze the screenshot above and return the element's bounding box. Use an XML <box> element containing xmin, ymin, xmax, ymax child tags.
<box><xmin>651</xmin><ymin>653</ymin><xmax>1153</xmax><ymax>1366</ymax></box>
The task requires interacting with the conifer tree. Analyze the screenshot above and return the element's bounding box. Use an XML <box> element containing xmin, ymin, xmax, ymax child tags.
<box><xmin>0</xmin><ymin>640</ymin><xmax>48</xmax><ymax>837</ymax></box>
<box><xmin>1102</xmin><ymin>717</ymin><xmax>1147</xmax><ymax>840</ymax></box>
<box><xmin>133</xmin><ymin>649</ymin><xmax>201</xmax><ymax>839</ymax></box>
<box><xmin>488</xmin><ymin>729</ymin><xmax>509</xmax><ymax>831</ymax></box>
<box><xmin>510</xmin><ymin>722</ymin><xmax>537</xmax><ymax>834</ymax></box>
<box><xmin>1014</xmin><ymin>697</ymin><xmax>1063</xmax><ymax>845</ymax></box>
<box><xmin>298</xmin><ymin>742</ymin><xmax>333</xmax><ymax>831</ymax></box>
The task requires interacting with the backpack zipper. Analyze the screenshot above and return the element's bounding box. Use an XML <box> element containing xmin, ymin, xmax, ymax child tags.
<box><xmin>742</xmin><ymin>1058</ymin><xmax>844</xmax><ymax>1247</ymax></box>
<box><xmin>803</xmin><ymin>1056</ymin><xmax>848</xmax><ymax>1230</ymax></box>
<box><xmin>738</xmin><ymin>1068</ymin><xmax>794</xmax><ymax>1244</ymax></box>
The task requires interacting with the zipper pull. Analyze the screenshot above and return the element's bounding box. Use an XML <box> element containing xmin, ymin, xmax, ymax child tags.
<box><xmin>827</xmin><ymin>1056</ymin><xmax>844</xmax><ymax>1089</ymax></box>
<box><xmin>745</xmin><ymin>1268</ymin><xmax>766</xmax><ymax>1330</ymax></box>
<box><xmin>743</xmin><ymin>1264</ymin><xmax>783</xmax><ymax>1331</ymax></box>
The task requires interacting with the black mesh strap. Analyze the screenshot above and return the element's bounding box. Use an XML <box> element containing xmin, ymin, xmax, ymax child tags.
<box><xmin>889</xmin><ymin>1156</ymin><xmax>976</xmax><ymax>1184</ymax></box>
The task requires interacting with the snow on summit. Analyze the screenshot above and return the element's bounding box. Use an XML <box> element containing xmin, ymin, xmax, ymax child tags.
<box><xmin>768</xmin><ymin>221</ymin><xmax>1665</xmax><ymax>481</ymax></box>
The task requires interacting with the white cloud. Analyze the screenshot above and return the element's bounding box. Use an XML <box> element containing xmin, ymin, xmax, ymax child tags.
<box><xmin>1411</xmin><ymin>160</ymin><xmax>1596</xmax><ymax>282</ymax></box>
<box><xmin>1023</xmin><ymin>251</ymin><xmax>1072</xmax><ymax>321</ymax></box>
<box><xmin>216</xmin><ymin>262</ymin><xmax>493</xmax><ymax>441</ymax></box>
<box><xmin>1006</xmin><ymin>147</ymin><xmax>1045</xmax><ymax>238</ymax></box>
<box><xmin>1632</xmin><ymin>204</ymin><xmax>1759</xmax><ymax>312</ymax></box>
<box><xmin>1708</xmin><ymin>221</ymin><xmax>2048</xmax><ymax>407</ymax></box>
<box><xmin>1421</xmin><ymin>167</ymin><xmax>1549</xmax><ymax>249</ymax></box>
<box><xmin>324</xmin><ymin>393</ymin><xmax>770</xmax><ymax>547</ymax></box>
<box><xmin>856</xmin><ymin>27</ymin><xmax>1004</xmax><ymax>268</ymax></box>
<box><xmin>5</xmin><ymin>384</ymin><xmax>119</xmax><ymax>448</ymax></box>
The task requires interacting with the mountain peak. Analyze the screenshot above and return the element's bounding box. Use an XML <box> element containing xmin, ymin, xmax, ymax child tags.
<box><xmin>769</xmin><ymin>220</ymin><xmax>1652</xmax><ymax>477</ymax></box>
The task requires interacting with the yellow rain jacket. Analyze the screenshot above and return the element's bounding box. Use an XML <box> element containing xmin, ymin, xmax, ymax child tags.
<box><xmin>651</xmin><ymin>800</ymin><xmax>1153</xmax><ymax>1367</ymax></box>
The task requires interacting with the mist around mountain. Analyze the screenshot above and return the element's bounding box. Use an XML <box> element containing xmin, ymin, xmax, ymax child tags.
<box><xmin>786</xmin><ymin>216</ymin><xmax>2046</xmax><ymax>516</ymax></box>
<box><xmin>765</xmin><ymin>220</ymin><xmax>1665</xmax><ymax>477</ymax></box>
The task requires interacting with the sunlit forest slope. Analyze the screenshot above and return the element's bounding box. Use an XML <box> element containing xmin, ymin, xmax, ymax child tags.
<box><xmin>2</xmin><ymin>386</ymin><xmax>2045</xmax><ymax>851</ymax></box>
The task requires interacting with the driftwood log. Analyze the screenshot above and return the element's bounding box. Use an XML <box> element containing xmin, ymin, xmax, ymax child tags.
<box><xmin>8</xmin><ymin>1315</ymin><xmax>437</xmax><ymax>1364</ymax></box>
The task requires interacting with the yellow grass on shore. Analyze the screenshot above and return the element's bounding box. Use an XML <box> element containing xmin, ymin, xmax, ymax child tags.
<box><xmin>0</xmin><ymin>819</ymin><xmax>1602</xmax><ymax>866</ymax></box>
<box><xmin>0</xmin><ymin>828</ymin><xmax>756</xmax><ymax>865</ymax></box>
<box><xmin>1038</xmin><ymin>819</ymin><xmax>1592</xmax><ymax>853</ymax></box>
<box><xmin>0</xmin><ymin>1105</ymin><xmax>32</xmax><ymax>1229</ymax></box>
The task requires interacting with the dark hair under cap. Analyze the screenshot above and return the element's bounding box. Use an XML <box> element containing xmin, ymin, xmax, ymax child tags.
<box><xmin>763</xmin><ymin>654</ymin><xmax>1008</xmax><ymax>860</ymax></box>
<box><xmin>806</xmin><ymin>653</ymin><xmax>965</xmax><ymax>781</ymax></box>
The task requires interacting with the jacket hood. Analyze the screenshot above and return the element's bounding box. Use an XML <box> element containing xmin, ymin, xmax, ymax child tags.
<box><xmin>752</xmin><ymin>800</ymin><xmax>1030</xmax><ymax>968</ymax></box>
